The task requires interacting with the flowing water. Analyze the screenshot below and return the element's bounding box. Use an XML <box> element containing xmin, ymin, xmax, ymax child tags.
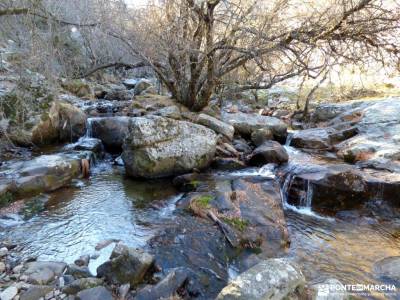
<box><xmin>1</xmin><ymin>140</ymin><xmax>400</xmax><ymax>298</ymax></box>
<box><xmin>0</xmin><ymin>162</ymin><xmax>183</xmax><ymax>269</ymax></box>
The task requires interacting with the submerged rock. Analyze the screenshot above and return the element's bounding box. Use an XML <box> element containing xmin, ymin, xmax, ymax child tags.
<box><xmin>216</xmin><ymin>259</ymin><xmax>305</xmax><ymax>300</ymax></box>
<box><xmin>122</xmin><ymin>116</ymin><xmax>217</xmax><ymax>178</ymax></box>
<box><xmin>177</xmin><ymin>177</ymin><xmax>289</xmax><ymax>255</ymax></box>
<box><xmin>97</xmin><ymin>243</ymin><xmax>154</xmax><ymax>286</ymax></box>
<box><xmin>247</xmin><ymin>141</ymin><xmax>289</xmax><ymax>166</ymax></box>
<box><xmin>222</xmin><ymin>111</ymin><xmax>287</xmax><ymax>140</ymax></box>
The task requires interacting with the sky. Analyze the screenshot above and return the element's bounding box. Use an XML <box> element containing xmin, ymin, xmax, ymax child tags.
<box><xmin>124</xmin><ymin>0</ymin><xmax>148</xmax><ymax>7</ymax></box>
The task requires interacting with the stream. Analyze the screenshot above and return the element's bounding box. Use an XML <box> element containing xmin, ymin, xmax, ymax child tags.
<box><xmin>1</xmin><ymin>127</ymin><xmax>400</xmax><ymax>298</ymax></box>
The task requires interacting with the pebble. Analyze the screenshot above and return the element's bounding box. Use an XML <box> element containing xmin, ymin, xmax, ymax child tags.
<box><xmin>0</xmin><ymin>247</ymin><xmax>8</xmax><ymax>258</ymax></box>
<box><xmin>0</xmin><ymin>262</ymin><xmax>6</xmax><ymax>273</ymax></box>
<box><xmin>0</xmin><ymin>285</ymin><xmax>18</xmax><ymax>300</ymax></box>
<box><xmin>13</xmin><ymin>265</ymin><xmax>23</xmax><ymax>274</ymax></box>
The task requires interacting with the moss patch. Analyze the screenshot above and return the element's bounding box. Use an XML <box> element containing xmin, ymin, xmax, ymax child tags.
<box><xmin>223</xmin><ymin>217</ymin><xmax>249</xmax><ymax>232</ymax></box>
<box><xmin>188</xmin><ymin>194</ymin><xmax>214</xmax><ymax>217</ymax></box>
<box><xmin>194</xmin><ymin>195</ymin><xmax>213</xmax><ymax>208</ymax></box>
<box><xmin>0</xmin><ymin>192</ymin><xmax>13</xmax><ymax>207</ymax></box>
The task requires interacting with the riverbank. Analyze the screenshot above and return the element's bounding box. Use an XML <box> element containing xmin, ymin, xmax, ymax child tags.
<box><xmin>1</xmin><ymin>73</ymin><xmax>400</xmax><ymax>299</ymax></box>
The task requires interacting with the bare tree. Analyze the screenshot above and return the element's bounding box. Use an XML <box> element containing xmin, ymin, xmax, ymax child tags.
<box><xmin>2</xmin><ymin>0</ymin><xmax>400</xmax><ymax>111</ymax></box>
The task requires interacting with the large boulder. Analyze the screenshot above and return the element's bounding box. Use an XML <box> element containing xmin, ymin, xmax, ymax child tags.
<box><xmin>32</xmin><ymin>101</ymin><xmax>87</xmax><ymax>145</ymax></box>
<box><xmin>216</xmin><ymin>259</ymin><xmax>305</xmax><ymax>300</ymax></box>
<box><xmin>197</xmin><ymin>113</ymin><xmax>235</xmax><ymax>140</ymax></box>
<box><xmin>89</xmin><ymin>117</ymin><xmax>130</xmax><ymax>151</ymax></box>
<box><xmin>0</xmin><ymin>152</ymin><xmax>91</xmax><ymax>200</ymax></box>
<box><xmin>247</xmin><ymin>141</ymin><xmax>289</xmax><ymax>166</ymax></box>
<box><xmin>97</xmin><ymin>243</ymin><xmax>154</xmax><ymax>286</ymax></box>
<box><xmin>222</xmin><ymin>111</ymin><xmax>287</xmax><ymax>140</ymax></box>
<box><xmin>122</xmin><ymin>116</ymin><xmax>217</xmax><ymax>178</ymax></box>
<box><xmin>62</xmin><ymin>278</ymin><xmax>104</xmax><ymax>295</ymax></box>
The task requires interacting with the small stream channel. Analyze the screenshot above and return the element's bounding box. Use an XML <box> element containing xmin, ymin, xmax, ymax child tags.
<box><xmin>1</xmin><ymin>123</ymin><xmax>400</xmax><ymax>299</ymax></box>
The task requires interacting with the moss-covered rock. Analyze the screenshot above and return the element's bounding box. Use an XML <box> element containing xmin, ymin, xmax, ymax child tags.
<box><xmin>61</xmin><ymin>79</ymin><xmax>93</xmax><ymax>98</ymax></box>
<box><xmin>32</xmin><ymin>101</ymin><xmax>87</xmax><ymax>145</ymax></box>
<box><xmin>122</xmin><ymin>116</ymin><xmax>217</xmax><ymax>178</ymax></box>
<box><xmin>0</xmin><ymin>152</ymin><xmax>92</xmax><ymax>201</ymax></box>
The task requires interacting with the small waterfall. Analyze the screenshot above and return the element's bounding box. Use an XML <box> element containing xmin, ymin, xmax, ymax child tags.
<box><xmin>85</xmin><ymin>118</ymin><xmax>95</xmax><ymax>138</ymax></box>
<box><xmin>285</xmin><ymin>132</ymin><xmax>294</xmax><ymax>146</ymax></box>
<box><xmin>280</xmin><ymin>174</ymin><xmax>332</xmax><ymax>220</ymax></box>
<box><xmin>300</xmin><ymin>180</ymin><xmax>313</xmax><ymax>208</ymax></box>
<box><xmin>63</xmin><ymin>117</ymin><xmax>98</xmax><ymax>151</ymax></box>
<box><xmin>280</xmin><ymin>174</ymin><xmax>293</xmax><ymax>206</ymax></box>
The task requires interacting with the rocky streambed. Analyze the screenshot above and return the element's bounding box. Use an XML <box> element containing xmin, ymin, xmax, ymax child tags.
<box><xmin>1</xmin><ymin>91</ymin><xmax>400</xmax><ymax>299</ymax></box>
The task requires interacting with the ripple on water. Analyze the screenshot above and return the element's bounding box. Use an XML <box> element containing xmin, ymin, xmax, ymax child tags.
<box><xmin>286</xmin><ymin>210</ymin><xmax>400</xmax><ymax>292</ymax></box>
<box><xmin>2</xmin><ymin>165</ymin><xmax>181</xmax><ymax>264</ymax></box>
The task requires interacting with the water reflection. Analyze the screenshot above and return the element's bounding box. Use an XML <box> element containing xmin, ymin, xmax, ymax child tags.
<box><xmin>1</xmin><ymin>165</ymin><xmax>180</xmax><ymax>264</ymax></box>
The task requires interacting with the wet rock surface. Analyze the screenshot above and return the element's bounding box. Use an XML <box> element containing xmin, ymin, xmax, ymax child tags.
<box><xmin>247</xmin><ymin>141</ymin><xmax>289</xmax><ymax>166</ymax></box>
<box><xmin>148</xmin><ymin>214</ymin><xmax>230</xmax><ymax>299</ymax></box>
<box><xmin>0</xmin><ymin>152</ymin><xmax>91</xmax><ymax>200</ymax></box>
<box><xmin>281</xmin><ymin>160</ymin><xmax>400</xmax><ymax>211</ymax></box>
<box><xmin>89</xmin><ymin>117</ymin><xmax>131</xmax><ymax>151</ymax></box>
